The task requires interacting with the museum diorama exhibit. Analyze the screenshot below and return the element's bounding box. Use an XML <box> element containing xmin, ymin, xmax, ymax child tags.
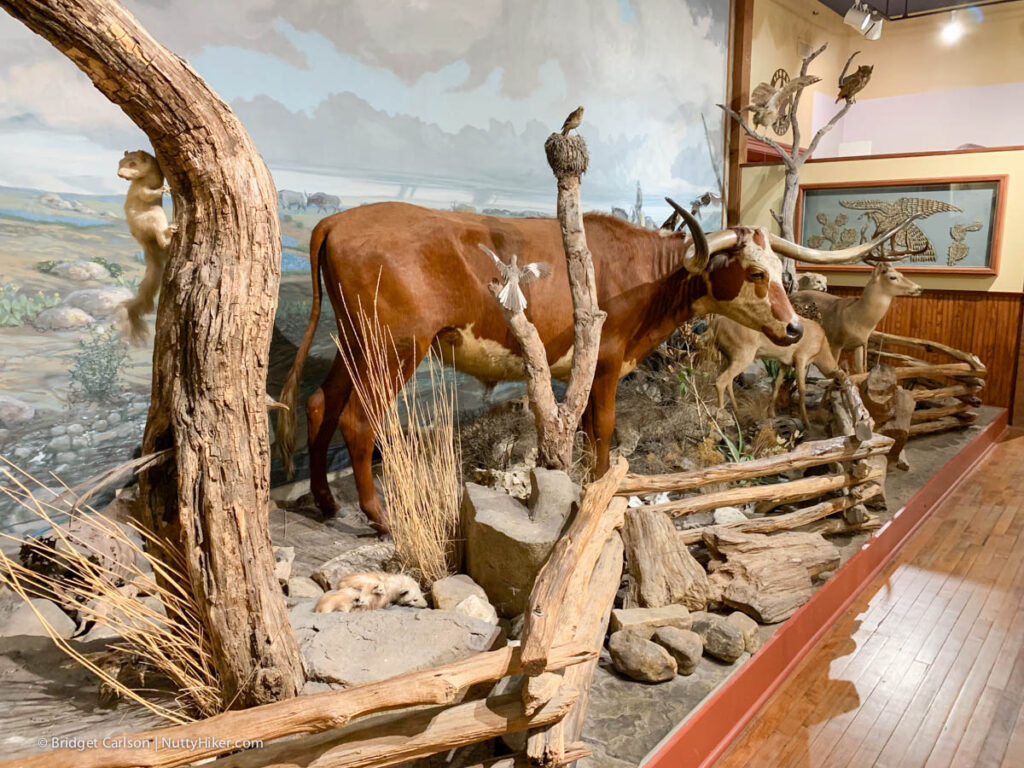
<box><xmin>0</xmin><ymin>0</ymin><xmax>1021</xmax><ymax>766</ymax></box>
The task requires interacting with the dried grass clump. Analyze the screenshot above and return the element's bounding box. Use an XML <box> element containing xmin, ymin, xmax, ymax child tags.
<box><xmin>335</xmin><ymin>302</ymin><xmax>461</xmax><ymax>585</ymax></box>
<box><xmin>0</xmin><ymin>459</ymin><xmax>220</xmax><ymax>722</ymax></box>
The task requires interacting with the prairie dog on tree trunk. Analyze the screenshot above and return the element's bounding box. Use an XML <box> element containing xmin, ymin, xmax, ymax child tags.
<box><xmin>117</xmin><ymin>150</ymin><xmax>175</xmax><ymax>344</ymax></box>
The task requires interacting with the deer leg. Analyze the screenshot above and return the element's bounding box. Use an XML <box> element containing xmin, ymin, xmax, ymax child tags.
<box><xmin>796</xmin><ymin>360</ymin><xmax>809</xmax><ymax>426</ymax></box>
<box><xmin>770</xmin><ymin>366</ymin><xmax>785</xmax><ymax>418</ymax></box>
<box><xmin>308</xmin><ymin>352</ymin><xmax>354</xmax><ymax>518</ymax></box>
<box><xmin>853</xmin><ymin>344</ymin><xmax>867</xmax><ymax>374</ymax></box>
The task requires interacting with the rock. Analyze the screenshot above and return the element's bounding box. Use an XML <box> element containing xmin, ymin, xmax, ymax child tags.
<box><xmin>508</xmin><ymin>612</ymin><xmax>526</xmax><ymax>640</ymax></box>
<box><xmin>607</xmin><ymin>630</ymin><xmax>676</xmax><ymax>682</ymax></box>
<box><xmin>0</xmin><ymin>596</ymin><xmax>76</xmax><ymax>638</ymax></box>
<box><xmin>63</xmin><ymin>287</ymin><xmax>133</xmax><ymax>318</ymax></box>
<box><xmin>51</xmin><ymin>260</ymin><xmax>109</xmax><ymax>282</ymax></box>
<box><xmin>609</xmin><ymin>605</ymin><xmax>691</xmax><ymax>639</ymax></box>
<box><xmin>0</xmin><ymin>395</ymin><xmax>35</xmax><ymax>427</ymax></box>
<box><xmin>287</xmin><ymin>576</ymin><xmax>323</xmax><ymax>598</ymax></box>
<box><xmin>33</xmin><ymin>306</ymin><xmax>93</xmax><ymax>331</ymax></box>
<box><xmin>528</xmin><ymin>468</ymin><xmax>579</xmax><ymax>523</ymax></box>
<box><xmin>311</xmin><ymin>541</ymin><xmax>396</xmax><ymax>591</ymax></box>
<box><xmin>49</xmin><ymin>434</ymin><xmax>72</xmax><ymax>451</ymax></box>
<box><xmin>274</xmin><ymin>546</ymin><xmax>295</xmax><ymax>585</ymax></box>
<box><xmin>289</xmin><ymin>602</ymin><xmax>505</xmax><ymax>686</ymax></box>
<box><xmin>40</xmin><ymin>192</ymin><xmax>73</xmax><ymax>210</ymax></box>
<box><xmin>462</xmin><ymin>482</ymin><xmax>570</xmax><ymax>617</ymax></box>
<box><xmin>455</xmin><ymin>594</ymin><xmax>499</xmax><ymax>625</ymax></box>
<box><xmin>651</xmin><ymin>627</ymin><xmax>703</xmax><ymax>675</ymax></box>
<box><xmin>431</xmin><ymin>574</ymin><xmax>489</xmax><ymax>611</ymax></box>
<box><xmin>726</xmin><ymin>611</ymin><xmax>761</xmax><ymax>654</ymax></box>
<box><xmin>713</xmin><ymin>507</ymin><xmax>748</xmax><ymax>525</ymax></box>
<box><xmin>677</xmin><ymin>511</ymin><xmax>715</xmax><ymax>530</ymax></box>
<box><xmin>66</xmin><ymin>423</ymin><xmax>86</xmax><ymax>436</ymax></box>
<box><xmin>107</xmin><ymin>412</ymin><xmax>122</xmax><ymax>426</ymax></box>
<box><xmin>691</xmin><ymin>613</ymin><xmax>745</xmax><ymax>662</ymax></box>
<box><xmin>622</xmin><ymin>507</ymin><xmax>711</xmax><ymax>610</ymax></box>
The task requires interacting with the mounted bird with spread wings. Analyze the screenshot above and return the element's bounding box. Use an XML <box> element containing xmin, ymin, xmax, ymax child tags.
<box><xmin>840</xmin><ymin>196</ymin><xmax>962</xmax><ymax>261</ymax></box>
<box><xmin>742</xmin><ymin>74</ymin><xmax>820</xmax><ymax>131</ymax></box>
<box><xmin>478</xmin><ymin>244</ymin><xmax>552</xmax><ymax>313</ymax></box>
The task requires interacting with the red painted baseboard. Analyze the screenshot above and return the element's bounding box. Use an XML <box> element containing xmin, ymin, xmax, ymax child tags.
<box><xmin>644</xmin><ymin>410</ymin><xmax>1010</xmax><ymax>768</ymax></box>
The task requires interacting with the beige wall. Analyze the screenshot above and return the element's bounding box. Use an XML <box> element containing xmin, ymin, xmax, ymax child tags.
<box><xmin>749</xmin><ymin>0</ymin><xmax>1024</xmax><ymax>146</ymax></box>
<box><xmin>743</xmin><ymin>0</ymin><xmax>1024</xmax><ymax>293</ymax></box>
<box><xmin>741</xmin><ymin>149</ymin><xmax>1023</xmax><ymax>292</ymax></box>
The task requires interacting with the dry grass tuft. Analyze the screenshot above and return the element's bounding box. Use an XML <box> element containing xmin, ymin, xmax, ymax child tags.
<box><xmin>0</xmin><ymin>458</ymin><xmax>220</xmax><ymax>722</ymax></box>
<box><xmin>334</xmin><ymin>301</ymin><xmax>461</xmax><ymax>585</ymax></box>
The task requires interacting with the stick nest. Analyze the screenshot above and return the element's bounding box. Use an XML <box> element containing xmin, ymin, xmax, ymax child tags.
<box><xmin>545</xmin><ymin>133</ymin><xmax>588</xmax><ymax>178</ymax></box>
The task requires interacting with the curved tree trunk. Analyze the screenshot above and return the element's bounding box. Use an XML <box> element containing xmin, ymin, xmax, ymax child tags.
<box><xmin>0</xmin><ymin>0</ymin><xmax>304</xmax><ymax>706</ymax></box>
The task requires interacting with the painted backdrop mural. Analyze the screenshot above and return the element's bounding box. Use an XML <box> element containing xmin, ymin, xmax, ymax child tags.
<box><xmin>0</xmin><ymin>0</ymin><xmax>729</xmax><ymax>529</ymax></box>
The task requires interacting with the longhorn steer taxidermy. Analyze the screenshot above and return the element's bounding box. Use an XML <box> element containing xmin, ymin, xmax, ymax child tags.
<box><xmin>277</xmin><ymin>200</ymin><xmax>911</xmax><ymax>533</ymax></box>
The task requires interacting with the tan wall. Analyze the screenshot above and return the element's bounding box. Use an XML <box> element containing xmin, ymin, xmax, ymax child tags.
<box><xmin>741</xmin><ymin>149</ymin><xmax>1024</xmax><ymax>292</ymax></box>
<box><xmin>749</xmin><ymin>0</ymin><xmax>1024</xmax><ymax>147</ymax></box>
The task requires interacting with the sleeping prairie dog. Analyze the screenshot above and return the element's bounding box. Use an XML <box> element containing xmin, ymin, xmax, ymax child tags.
<box><xmin>314</xmin><ymin>572</ymin><xmax>427</xmax><ymax>613</ymax></box>
<box><xmin>117</xmin><ymin>150</ymin><xmax>176</xmax><ymax>345</ymax></box>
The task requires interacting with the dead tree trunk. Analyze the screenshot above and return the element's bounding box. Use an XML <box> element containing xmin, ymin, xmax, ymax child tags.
<box><xmin>488</xmin><ymin>118</ymin><xmax>606</xmax><ymax>471</ymax></box>
<box><xmin>719</xmin><ymin>43</ymin><xmax>854</xmax><ymax>286</ymax></box>
<box><xmin>0</xmin><ymin>0</ymin><xmax>304</xmax><ymax>706</ymax></box>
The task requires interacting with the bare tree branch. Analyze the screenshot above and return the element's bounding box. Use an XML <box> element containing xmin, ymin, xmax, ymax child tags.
<box><xmin>799</xmin><ymin>99</ymin><xmax>854</xmax><ymax>164</ymax></box>
<box><xmin>717</xmin><ymin>104</ymin><xmax>795</xmax><ymax>170</ymax></box>
<box><xmin>790</xmin><ymin>43</ymin><xmax>828</xmax><ymax>158</ymax></box>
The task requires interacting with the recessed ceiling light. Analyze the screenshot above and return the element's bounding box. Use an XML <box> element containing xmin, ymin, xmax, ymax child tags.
<box><xmin>941</xmin><ymin>11</ymin><xmax>964</xmax><ymax>45</ymax></box>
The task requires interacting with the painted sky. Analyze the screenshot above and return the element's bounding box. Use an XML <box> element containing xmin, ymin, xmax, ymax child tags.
<box><xmin>0</xmin><ymin>0</ymin><xmax>729</xmax><ymax>218</ymax></box>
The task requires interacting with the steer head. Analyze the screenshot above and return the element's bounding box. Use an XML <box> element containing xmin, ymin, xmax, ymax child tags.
<box><xmin>664</xmin><ymin>198</ymin><xmax>919</xmax><ymax>346</ymax></box>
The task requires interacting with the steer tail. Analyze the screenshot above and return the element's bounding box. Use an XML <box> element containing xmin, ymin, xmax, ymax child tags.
<box><xmin>277</xmin><ymin>228</ymin><xmax>328</xmax><ymax>478</ymax></box>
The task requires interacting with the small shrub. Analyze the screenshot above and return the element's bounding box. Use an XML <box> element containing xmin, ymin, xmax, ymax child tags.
<box><xmin>36</xmin><ymin>260</ymin><xmax>57</xmax><ymax>274</ymax></box>
<box><xmin>69</xmin><ymin>327</ymin><xmax>129</xmax><ymax>404</ymax></box>
<box><xmin>0</xmin><ymin>282</ymin><xmax>61</xmax><ymax>326</ymax></box>
<box><xmin>91</xmin><ymin>256</ymin><xmax>124</xmax><ymax>280</ymax></box>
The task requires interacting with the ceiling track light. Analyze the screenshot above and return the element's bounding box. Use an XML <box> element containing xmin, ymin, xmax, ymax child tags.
<box><xmin>844</xmin><ymin>1</ymin><xmax>885</xmax><ymax>40</ymax></box>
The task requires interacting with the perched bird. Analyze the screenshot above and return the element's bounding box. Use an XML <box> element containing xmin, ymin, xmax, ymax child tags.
<box><xmin>561</xmin><ymin>106</ymin><xmax>584</xmax><ymax>135</ymax></box>
<box><xmin>836</xmin><ymin>64</ymin><xmax>873</xmax><ymax>103</ymax></box>
<box><xmin>743</xmin><ymin>75</ymin><xmax>820</xmax><ymax>131</ymax></box>
<box><xmin>689</xmin><ymin>190</ymin><xmax>722</xmax><ymax>219</ymax></box>
<box><xmin>478</xmin><ymin>244</ymin><xmax>552</xmax><ymax>313</ymax></box>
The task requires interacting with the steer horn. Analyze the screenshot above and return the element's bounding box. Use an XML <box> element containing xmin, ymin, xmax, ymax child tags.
<box><xmin>769</xmin><ymin>215</ymin><xmax>924</xmax><ymax>264</ymax></box>
<box><xmin>665</xmin><ymin>197</ymin><xmax>710</xmax><ymax>273</ymax></box>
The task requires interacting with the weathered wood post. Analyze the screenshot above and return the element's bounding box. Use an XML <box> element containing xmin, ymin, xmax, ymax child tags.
<box><xmin>0</xmin><ymin>0</ymin><xmax>305</xmax><ymax>707</ymax></box>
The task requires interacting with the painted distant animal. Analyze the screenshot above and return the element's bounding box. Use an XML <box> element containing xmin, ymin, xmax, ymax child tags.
<box><xmin>708</xmin><ymin>314</ymin><xmax>839</xmax><ymax>426</ymax></box>
<box><xmin>278</xmin><ymin>189</ymin><xmax>308</xmax><ymax>211</ymax></box>
<box><xmin>307</xmin><ymin>192</ymin><xmax>341</xmax><ymax>214</ymax></box>
<box><xmin>314</xmin><ymin>572</ymin><xmax>427</xmax><ymax>613</ymax></box>
<box><xmin>840</xmin><ymin>197</ymin><xmax>961</xmax><ymax>262</ymax></box>
<box><xmin>276</xmin><ymin>199</ymin><xmax>913</xmax><ymax>532</ymax></box>
<box><xmin>743</xmin><ymin>75</ymin><xmax>820</xmax><ymax>130</ymax></box>
<box><xmin>117</xmin><ymin>150</ymin><xmax>175</xmax><ymax>345</ymax></box>
<box><xmin>793</xmin><ymin>262</ymin><xmax>922</xmax><ymax>373</ymax></box>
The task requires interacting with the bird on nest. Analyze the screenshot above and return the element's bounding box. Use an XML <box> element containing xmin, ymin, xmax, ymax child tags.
<box><xmin>478</xmin><ymin>244</ymin><xmax>552</xmax><ymax>313</ymax></box>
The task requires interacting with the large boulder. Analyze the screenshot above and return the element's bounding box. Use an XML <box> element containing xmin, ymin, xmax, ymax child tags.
<box><xmin>289</xmin><ymin>602</ymin><xmax>505</xmax><ymax>687</ymax></box>
<box><xmin>0</xmin><ymin>595</ymin><xmax>76</xmax><ymax>638</ymax></box>
<box><xmin>0</xmin><ymin>395</ymin><xmax>35</xmax><ymax>427</ymax></box>
<box><xmin>33</xmin><ymin>306</ymin><xmax>93</xmax><ymax>331</ymax></box>
<box><xmin>51</xmin><ymin>261</ymin><xmax>109</xmax><ymax>282</ymax></box>
<box><xmin>462</xmin><ymin>481</ymin><xmax>572</xmax><ymax>617</ymax></box>
<box><xmin>727</xmin><ymin>611</ymin><xmax>762</xmax><ymax>654</ymax></box>
<box><xmin>311</xmin><ymin>541</ymin><xmax>396</xmax><ymax>591</ymax></box>
<box><xmin>274</xmin><ymin>546</ymin><xmax>295</xmax><ymax>586</ymax></box>
<box><xmin>528</xmin><ymin>468</ymin><xmax>579</xmax><ymax>523</ymax></box>
<box><xmin>431</xmin><ymin>574</ymin><xmax>489</xmax><ymax>611</ymax></box>
<box><xmin>63</xmin><ymin>287</ymin><xmax>133</xmax><ymax>318</ymax></box>
<box><xmin>609</xmin><ymin>605</ymin><xmax>692</xmax><ymax>639</ymax></box>
<box><xmin>607</xmin><ymin>630</ymin><xmax>676</xmax><ymax>683</ymax></box>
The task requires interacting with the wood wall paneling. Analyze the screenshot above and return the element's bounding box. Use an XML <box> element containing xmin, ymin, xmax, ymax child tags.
<box><xmin>828</xmin><ymin>288</ymin><xmax>1023</xmax><ymax>409</ymax></box>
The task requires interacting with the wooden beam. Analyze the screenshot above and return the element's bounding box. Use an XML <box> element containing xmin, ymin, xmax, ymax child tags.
<box><xmin>911</xmin><ymin>401</ymin><xmax>973</xmax><ymax>423</ymax></box>
<box><xmin>0</xmin><ymin>643</ymin><xmax>595</xmax><ymax>768</ymax></box>
<box><xmin>677</xmin><ymin>481</ymin><xmax>884</xmax><ymax>545</ymax></box>
<box><xmin>725</xmin><ymin>0</ymin><xmax>753</xmax><ymax>225</ymax></box>
<box><xmin>211</xmin><ymin>688</ymin><xmax>580</xmax><ymax>768</ymax></box>
<box><xmin>869</xmin><ymin>330</ymin><xmax>986</xmax><ymax>370</ymax></box>
<box><xmin>617</xmin><ymin>434</ymin><xmax>892</xmax><ymax>496</ymax></box>
<box><xmin>645</xmin><ymin>464</ymin><xmax>885</xmax><ymax>518</ymax></box>
<box><xmin>909</xmin><ymin>383</ymin><xmax>982</xmax><ymax>402</ymax></box>
<box><xmin>909</xmin><ymin>414</ymin><xmax>976</xmax><ymax>437</ymax></box>
<box><xmin>519</xmin><ymin>459</ymin><xmax>628</xmax><ymax>676</ymax></box>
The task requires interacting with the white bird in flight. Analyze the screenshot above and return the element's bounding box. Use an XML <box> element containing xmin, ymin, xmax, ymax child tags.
<box><xmin>478</xmin><ymin>244</ymin><xmax>552</xmax><ymax>314</ymax></box>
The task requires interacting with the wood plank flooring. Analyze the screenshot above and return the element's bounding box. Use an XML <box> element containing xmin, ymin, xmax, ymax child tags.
<box><xmin>714</xmin><ymin>429</ymin><xmax>1024</xmax><ymax>768</ymax></box>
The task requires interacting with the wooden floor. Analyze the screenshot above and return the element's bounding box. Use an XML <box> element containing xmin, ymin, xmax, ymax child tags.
<box><xmin>715</xmin><ymin>429</ymin><xmax>1024</xmax><ymax>768</ymax></box>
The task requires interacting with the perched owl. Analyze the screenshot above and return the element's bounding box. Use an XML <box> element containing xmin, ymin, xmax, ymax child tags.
<box><xmin>743</xmin><ymin>75</ymin><xmax>820</xmax><ymax>130</ymax></box>
<box><xmin>836</xmin><ymin>64</ymin><xmax>874</xmax><ymax>103</ymax></box>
